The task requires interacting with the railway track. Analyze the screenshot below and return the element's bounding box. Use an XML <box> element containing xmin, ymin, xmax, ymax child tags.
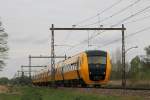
<box><xmin>57</xmin><ymin>85</ymin><xmax>150</xmax><ymax>90</ymax></box>
<box><xmin>57</xmin><ymin>87</ymin><xmax>150</xmax><ymax>99</ymax></box>
<box><xmin>99</xmin><ymin>86</ymin><xmax>150</xmax><ymax>90</ymax></box>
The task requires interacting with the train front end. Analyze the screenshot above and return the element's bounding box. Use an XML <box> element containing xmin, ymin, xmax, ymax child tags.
<box><xmin>81</xmin><ymin>50</ymin><xmax>111</xmax><ymax>86</ymax></box>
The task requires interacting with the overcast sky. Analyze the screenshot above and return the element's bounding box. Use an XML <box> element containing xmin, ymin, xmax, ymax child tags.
<box><xmin>0</xmin><ymin>0</ymin><xmax>150</xmax><ymax>78</ymax></box>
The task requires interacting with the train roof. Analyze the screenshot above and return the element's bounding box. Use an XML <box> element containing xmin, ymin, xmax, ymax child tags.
<box><xmin>85</xmin><ymin>50</ymin><xmax>107</xmax><ymax>56</ymax></box>
<box><xmin>56</xmin><ymin>50</ymin><xmax>107</xmax><ymax>64</ymax></box>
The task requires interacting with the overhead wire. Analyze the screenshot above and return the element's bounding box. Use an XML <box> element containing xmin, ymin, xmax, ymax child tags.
<box><xmin>78</xmin><ymin>0</ymin><xmax>142</xmax><ymax>27</ymax></box>
<box><xmin>97</xmin><ymin>26</ymin><xmax>150</xmax><ymax>48</ymax></box>
<box><xmin>61</xmin><ymin>0</ymin><xmax>127</xmax><ymax>52</ymax></box>
<box><xmin>65</xmin><ymin>4</ymin><xmax>150</xmax><ymax>54</ymax></box>
<box><xmin>111</xmin><ymin>5</ymin><xmax>150</xmax><ymax>27</ymax></box>
<box><xmin>102</xmin><ymin>13</ymin><xmax>150</xmax><ymax>26</ymax></box>
<box><xmin>73</xmin><ymin>0</ymin><xmax>123</xmax><ymax>26</ymax></box>
<box><xmin>80</xmin><ymin>5</ymin><xmax>150</xmax><ymax>45</ymax></box>
<box><xmin>59</xmin><ymin>1</ymin><xmax>150</xmax><ymax>56</ymax></box>
<box><xmin>61</xmin><ymin>30</ymin><xmax>73</xmax><ymax>44</ymax></box>
<box><xmin>124</xmin><ymin>14</ymin><xmax>150</xmax><ymax>24</ymax></box>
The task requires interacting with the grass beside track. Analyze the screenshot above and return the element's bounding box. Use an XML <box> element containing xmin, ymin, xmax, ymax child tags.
<box><xmin>0</xmin><ymin>86</ymin><xmax>144</xmax><ymax>100</ymax></box>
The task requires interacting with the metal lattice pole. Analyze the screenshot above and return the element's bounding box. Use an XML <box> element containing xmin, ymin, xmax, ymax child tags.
<box><xmin>122</xmin><ymin>24</ymin><xmax>126</xmax><ymax>89</ymax></box>
<box><xmin>49</xmin><ymin>24</ymin><xmax>126</xmax><ymax>88</ymax></box>
<box><xmin>51</xmin><ymin>24</ymin><xmax>55</xmax><ymax>86</ymax></box>
<box><xmin>29</xmin><ymin>55</ymin><xmax>31</xmax><ymax>79</ymax></box>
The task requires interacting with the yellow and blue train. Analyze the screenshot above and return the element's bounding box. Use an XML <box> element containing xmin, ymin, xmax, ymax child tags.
<box><xmin>32</xmin><ymin>50</ymin><xmax>111</xmax><ymax>87</ymax></box>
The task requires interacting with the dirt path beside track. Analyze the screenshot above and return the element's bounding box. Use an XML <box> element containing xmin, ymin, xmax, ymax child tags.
<box><xmin>0</xmin><ymin>85</ymin><xmax>9</xmax><ymax>93</ymax></box>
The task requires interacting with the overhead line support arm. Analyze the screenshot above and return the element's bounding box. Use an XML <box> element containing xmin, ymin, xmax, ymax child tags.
<box><xmin>50</xmin><ymin>28</ymin><xmax>126</xmax><ymax>31</ymax></box>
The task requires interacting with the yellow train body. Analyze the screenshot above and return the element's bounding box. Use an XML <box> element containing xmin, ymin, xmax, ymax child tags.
<box><xmin>32</xmin><ymin>50</ymin><xmax>111</xmax><ymax>87</ymax></box>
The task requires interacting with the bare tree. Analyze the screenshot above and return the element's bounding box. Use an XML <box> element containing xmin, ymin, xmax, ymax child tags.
<box><xmin>111</xmin><ymin>48</ymin><xmax>122</xmax><ymax>80</ymax></box>
<box><xmin>0</xmin><ymin>20</ymin><xmax>8</xmax><ymax>71</ymax></box>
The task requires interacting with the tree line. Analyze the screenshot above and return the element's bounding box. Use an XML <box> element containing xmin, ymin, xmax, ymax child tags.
<box><xmin>0</xmin><ymin>76</ymin><xmax>31</xmax><ymax>85</ymax></box>
<box><xmin>111</xmin><ymin>45</ymin><xmax>150</xmax><ymax>81</ymax></box>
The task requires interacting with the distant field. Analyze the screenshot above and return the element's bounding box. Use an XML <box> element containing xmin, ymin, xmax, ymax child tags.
<box><xmin>0</xmin><ymin>85</ymin><xmax>145</xmax><ymax>100</ymax></box>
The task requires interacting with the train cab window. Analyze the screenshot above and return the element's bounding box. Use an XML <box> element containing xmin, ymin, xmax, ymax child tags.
<box><xmin>88</xmin><ymin>56</ymin><xmax>106</xmax><ymax>64</ymax></box>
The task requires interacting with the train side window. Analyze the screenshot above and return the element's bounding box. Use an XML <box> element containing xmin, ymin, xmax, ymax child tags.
<box><xmin>69</xmin><ymin>65</ymin><xmax>70</xmax><ymax>71</ymax></box>
<box><xmin>66</xmin><ymin>66</ymin><xmax>68</xmax><ymax>72</ymax></box>
<box><xmin>69</xmin><ymin>64</ymin><xmax>71</xmax><ymax>71</ymax></box>
<box><xmin>64</xmin><ymin>67</ymin><xmax>66</xmax><ymax>72</ymax></box>
<box><xmin>71</xmin><ymin>64</ymin><xmax>72</xmax><ymax>70</ymax></box>
<box><xmin>67</xmin><ymin>65</ymin><xmax>69</xmax><ymax>71</ymax></box>
<box><xmin>73</xmin><ymin>65</ymin><xmax>75</xmax><ymax>70</ymax></box>
<box><xmin>63</xmin><ymin>67</ymin><xmax>64</xmax><ymax>73</ymax></box>
<box><xmin>68</xmin><ymin>65</ymin><xmax>69</xmax><ymax>72</ymax></box>
<box><xmin>68</xmin><ymin>65</ymin><xmax>69</xmax><ymax>71</ymax></box>
<box><xmin>76</xmin><ymin>62</ymin><xmax>79</xmax><ymax>70</ymax></box>
<box><xmin>60</xmin><ymin>67</ymin><xmax>63</xmax><ymax>73</ymax></box>
<box><xmin>73</xmin><ymin>64</ymin><xmax>75</xmax><ymax>70</ymax></box>
<box><xmin>80</xmin><ymin>59</ymin><xmax>82</xmax><ymax>65</ymax></box>
<box><xmin>62</xmin><ymin>67</ymin><xmax>63</xmax><ymax>73</ymax></box>
<box><xmin>69</xmin><ymin>64</ymin><xmax>72</xmax><ymax>71</ymax></box>
<box><xmin>58</xmin><ymin>68</ymin><xmax>59</xmax><ymax>73</ymax></box>
<box><xmin>72</xmin><ymin>64</ymin><xmax>74</xmax><ymax>70</ymax></box>
<box><xmin>70</xmin><ymin>64</ymin><xmax>72</xmax><ymax>71</ymax></box>
<box><xmin>59</xmin><ymin>67</ymin><xmax>60</xmax><ymax>73</ymax></box>
<box><xmin>74</xmin><ymin>63</ymin><xmax>76</xmax><ymax>70</ymax></box>
<box><xmin>57</xmin><ymin>68</ymin><xmax>59</xmax><ymax>73</ymax></box>
<box><xmin>75</xmin><ymin>64</ymin><xmax>76</xmax><ymax>70</ymax></box>
<box><xmin>72</xmin><ymin>65</ymin><xmax>73</xmax><ymax>70</ymax></box>
<box><xmin>71</xmin><ymin>65</ymin><xmax>73</xmax><ymax>70</ymax></box>
<box><xmin>64</xmin><ymin>66</ymin><xmax>66</xmax><ymax>72</ymax></box>
<box><xmin>66</xmin><ymin>66</ymin><xmax>67</xmax><ymax>72</ymax></box>
<box><xmin>65</xmin><ymin>66</ymin><xmax>67</xmax><ymax>72</ymax></box>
